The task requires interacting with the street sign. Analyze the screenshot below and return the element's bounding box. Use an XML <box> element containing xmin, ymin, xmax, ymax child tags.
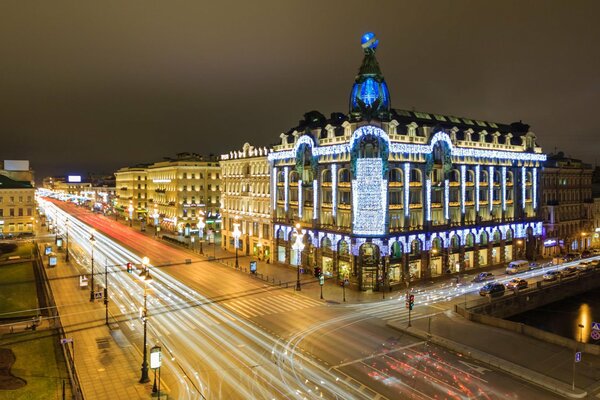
<box><xmin>150</xmin><ymin>346</ymin><xmax>162</xmax><ymax>369</ymax></box>
<box><xmin>319</xmin><ymin>275</ymin><xmax>324</xmax><ymax>286</ymax></box>
<box><xmin>591</xmin><ymin>330</ymin><xmax>600</xmax><ymax>341</ymax></box>
<box><xmin>94</xmin><ymin>291</ymin><xmax>103</xmax><ymax>300</ymax></box>
<box><xmin>250</xmin><ymin>261</ymin><xmax>257</xmax><ymax>273</ymax></box>
<box><xmin>591</xmin><ymin>322</ymin><xmax>600</xmax><ymax>331</ymax></box>
<box><xmin>60</xmin><ymin>338</ymin><xmax>73</xmax><ymax>344</ymax></box>
<box><xmin>575</xmin><ymin>352</ymin><xmax>582</xmax><ymax>363</ymax></box>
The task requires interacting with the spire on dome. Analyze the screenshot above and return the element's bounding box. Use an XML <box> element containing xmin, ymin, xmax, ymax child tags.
<box><xmin>349</xmin><ymin>32</ymin><xmax>391</xmax><ymax>121</ymax></box>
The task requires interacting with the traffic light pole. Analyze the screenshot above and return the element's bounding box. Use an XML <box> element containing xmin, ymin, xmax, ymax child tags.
<box><xmin>408</xmin><ymin>307</ymin><xmax>412</xmax><ymax>328</ymax></box>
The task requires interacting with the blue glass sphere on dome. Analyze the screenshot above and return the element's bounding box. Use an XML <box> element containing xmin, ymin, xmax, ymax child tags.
<box><xmin>361</xmin><ymin>32</ymin><xmax>379</xmax><ymax>50</ymax></box>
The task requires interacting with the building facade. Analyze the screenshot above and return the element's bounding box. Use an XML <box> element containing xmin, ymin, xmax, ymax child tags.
<box><xmin>115</xmin><ymin>154</ymin><xmax>221</xmax><ymax>235</ymax></box>
<box><xmin>146</xmin><ymin>153</ymin><xmax>221</xmax><ymax>235</ymax></box>
<box><xmin>539</xmin><ymin>154</ymin><xmax>594</xmax><ymax>257</ymax></box>
<box><xmin>221</xmin><ymin>143</ymin><xmax>272</xmax><ymax>261</ymax></box>
<box><xmin>0</xmin><ymin>175</ymin><xmax>35</xmax><ymax>236</ymax></box>
<box><xmin>268</xmin><ymin>33</ymin><xmax>546</xmax><ymax>290</ymax></box>
<box><xmin>114</xmin><ymin>165</ymin><xmax>149</xmax><ymax>222</ymax></box>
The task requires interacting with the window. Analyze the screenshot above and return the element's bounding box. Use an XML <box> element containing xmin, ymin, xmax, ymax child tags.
<box><xmin>0</xmin><ymin>209</ymin><xmax>3</xmax><ymax>217</ymax></box>
<box><xmin>18</xmin><ymin>196</ymin><xmax>23</xmax><ymax>202</ymax></box>
<box><xmin>183</xmin><ymin>185</ymin><xmax>187</xmax><ymax>191</ymax></box>
<box><xmin>0</xmin><ymin>197</ymin><xmax>2</xmax><ymax>203</ymax></box>
<box><xmin>27</xmin><ymin>208</ymin><xmax>32</xmax><ymax>216</ymax></box>
<box><xmin>183</xmin><ymin>172</ymin><xmax>187</xmax><ymax>179</ymax></box>
<box><xmin>10</xmin><ymin>208</ymin><xmax>14</xmax><ymax>217</ymax></box>
<box><xmin>192</xmin><ymin>185</ymin><xmax>195</xmax><ymax>191</ymax></box>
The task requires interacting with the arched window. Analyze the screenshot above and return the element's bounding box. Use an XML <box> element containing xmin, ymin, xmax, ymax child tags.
<box><xmin>480</xmin><ymin>232</ymin><xmax>488</xmax><ymax>245</ymax></box>
<box><xmin>411</xmin><ymin>239</ymin><xmax>422</xmax><ymax>255</ymax></box>
<box><xmin>389</xmin><ymin>168</ymin><xmax>403</xmax><ymax>183</ymax></box>
<box><xmin>289</xmin><ymin>171</ymin><xmax>299</xmax><ymax>183</ymax></box>
<box><xmin>465</xmin><ymin>233</ymin><xmax>474</xmax><ymax>247</ymax></box>
<box><xmin>338</xmin><ymin>240</ymin><xmax>349</xmax><ymax>256</ymax></box>
<box><xmin>493</xmin><ymin>230</ymin><xmax>501</xmax><ymax>243</ymax></box>
<box><xmin>321</xmin><ymin>236</ymin><xmax>332</xmax><ymax>252</ymax></box>
<box><xmin>390</xmin><ymin>241</ymin><xmax>403</xmax><ymax>259</ymax></box>
<box><xmin>322</xmin><ymin>169</ymin><xmax>332</xmax><ymax>183</ymax></box>
<box><xmin>450</xmin><ymin>235</ymin><xmax>460</xmax><ymax>252</ymax></box>
<box><xmin>431</xmin><ymin>237</ymin><xmax>442</xmax><ymax>252</ymax></box>
<box><xmin>339</xmin><ymin>169</ymin><xmax>351</xmax><ymax>183</ymax></box>
<box><xmin>506</xmin><ymin>229</ymin><xmax>513</xmax><ymax>241</ymax></box>
<box><xmin>410</xmin><ymin>169</ymin><xmax>422</xmax><ymax>183</ymax></box>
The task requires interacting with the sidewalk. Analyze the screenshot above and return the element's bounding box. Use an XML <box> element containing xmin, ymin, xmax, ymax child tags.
<box><xmin>388</xmin><ymin>310</ymin><xmax>600</xmax><ymax>399</ymax></box>
<box><xmin>40</xmin><ymin>237</ymin><xmax>152</xmax><ymax>400</ymax></box>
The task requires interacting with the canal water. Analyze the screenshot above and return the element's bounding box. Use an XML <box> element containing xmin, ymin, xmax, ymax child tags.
<box><xmin>508</xmin><ymin>288</ymin><xmax>600</xmax><ymax>344</ymax></box>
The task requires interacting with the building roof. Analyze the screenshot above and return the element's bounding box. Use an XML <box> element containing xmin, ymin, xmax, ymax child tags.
<box><xmin>0</xmin><ymin>174</ymin><xmax>33</xmax><ymax>189</ymax></box>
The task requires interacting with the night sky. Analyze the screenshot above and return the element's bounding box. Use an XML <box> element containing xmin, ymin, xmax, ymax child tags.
<box><xmin>1</xmin><ymin>1</ymin><xmax>599</xmax><ymax>179</ymax></box>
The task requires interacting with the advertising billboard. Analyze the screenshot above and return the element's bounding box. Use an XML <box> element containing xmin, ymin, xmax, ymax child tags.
<box><xmin>3</xmin><ymin>160</ymin><xmax>29</xmax><ymax>171</ymax></box>
<box><xmin>67</xmin><ymin>175</ymin><xmax>82</xmax><ymax>183</ymax></box>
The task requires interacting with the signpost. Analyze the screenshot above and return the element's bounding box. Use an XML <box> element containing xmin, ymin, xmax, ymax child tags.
<box><xmin>250</xmin><ymin>261</ymin><xmax>257</xmax><ymax>274</ymax></box>
<box><xmin>575</xmin><ymin>352</ymin><xmax>582</xmax><ymax>363</ymax></box>
<box><xmin>319</xmin><ymin>274</ymin><xmax>324</xmax><ymax>299</ymax></box>
<box><xmin>591</xmin><ymin>321</ymin><xmax>600</xmax><ymax>341</ymax></box>
<box><xmin>150</xmin><ymin>346</ymin><xmax>162</xmax><ymax>398</ymax></box>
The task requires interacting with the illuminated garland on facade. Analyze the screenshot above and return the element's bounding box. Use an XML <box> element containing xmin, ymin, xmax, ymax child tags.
<box><xmin>460</xmin><ymin>165</ymin><xmax>466</xmax><ymax>214</ymax></box>
<box><xmin>284</xmin><ymin>166</ymin><xmax>289</xmax><ymax>212</ymax></box>
<box><xmin>489</xmin><ymin>166</ymin><xmax>494</xmax><ymax>212</ymax></box>
<box><xmin>521</xmin><ymin>167</ymin><xmax>526</xmax><ymax>210</ymax></box>
<box><xmin>425</xmin><ymin>178</ymin><xmax>432</xmax><ymax>221</ymax></box>
<box><xmin>404</xmin><ymin>162</ymin><xmax>410</xmax><ymax>217</ymax></box>
<box><xmin>313</xmin><ymin>180</ymin><xmax>318</xmax><ymax>219</ymax></box>
<box><xmin>331</xmin><ymin>164</ymin><xmax>337</xmax><ymax>217</ymax></box>
<box><xmin>501</xmin><ymin>167</ymin><xmax>507</xmax><ymax>211</ymax></box>
<box><xmin>475</xmin><ymin>165</ymin><xmax>480</xmax><ymax>212</ymax></box>
<box><xmin>444</xmin><ymin>179</ymin><xmax>449</xmax><ymax>220</ymax></box>
<box><xmin>352</xmin><ymin>158</ymin><xmax>387</xmax><ymax>236</ymax></box>
<box><xmin>269</xmin><ymin>129</ymin><xmax>547</xmax><ymax>162</ymax></box>
<box><xmin>533</xmin><ymin>168</ymin><xmax>537</xmax><ymax>209</ymax></box>
<box><xmin>272</xmin><ymin>167</ymin><xmax>277</xmax><ymax>210</ymax></box>
<box><xmin>298</xmin><ymin>180</ymin><xmax>303</xmax><ymax>218</ymax></box>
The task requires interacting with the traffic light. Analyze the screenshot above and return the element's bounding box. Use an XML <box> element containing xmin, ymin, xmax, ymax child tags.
<box><xmin>126</xmin><ymin>262</ymin><xmax>132</xmax><ymax>273</ymax></box>
<box><xmin>314</xmin><ymin>267</ymin><xmax>322</xmax><ymax>278</ymax></box>
<box><xmin>409</xmin><ymin>294</ymin><xmax>415</xmax><ymax>310</ymax></box>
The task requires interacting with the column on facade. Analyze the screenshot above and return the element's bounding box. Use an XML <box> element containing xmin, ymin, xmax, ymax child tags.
<box><xmin>403</xmin><ymin>162</ymin><xmax>410</xmax><ymax>226</ymax></box>
<box><xmin>475</xmin><ymin>165</ymin><xmax>480</xmax><ymax>219</ymax></box>
<box><xmin>284</xmin><ymin>166</ymin><xmax>289</xmax><ymax>216</ymax></box>
<box><xmin>501</xmin><ymin>166</ymin><xmax>507</xmax><ymax>221</ymax></box>
<box><xmin>425</xmin><ymin>178</ymin><xmax>432</xmax><ymax>224</ymax></box>
<box><xmin>460</xmin><ymin>164</ymin><xmax>466</xmax><ymax>224</ymax></box>
<box><xmin>331</xmin><ymin>163</ymin><xmax>337</xmax><ymax>219</ymax></box>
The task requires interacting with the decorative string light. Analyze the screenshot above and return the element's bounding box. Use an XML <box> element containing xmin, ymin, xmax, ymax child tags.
<box><xmin>475</xmin><ymin>165</ymin><xmax>480</xmax><ymax>212</ymax></box>
<box><xmin>313</xmin><ymin>180</ymin><xmax>318</xmax><ymax>219</ymax></box>
<box><xmin>284</xmin><ymin>166</ymin><xmax>289</xmax><ymax>212</ymax></box>
<box><xmin>501</xmin><ymin>167</ymin><xmax>507</xmax><ymax>211</ymax></box>
<box><xmin>404</xmin><ymin>162</ymin><xmax>410</xmax><ymax>217</ymax></box>
<box><xmin>352</xmin><ymin>158</ymin><xmax>387</xmax><ymax>236</ymax></box>
<box><xmin>331</xmin><ymin>164</ymin><xmax>338</xmax><ymax>217</ymax></box>
<box><xmin>460</xmin><ymin>165</ymin><xmax>466</xmax><ymax>214</ymax></box>
<box><xmin>521</xmin><ymin>167</ymin><xmax>526</xmax><ymax>210</ymax></box>
<box><xmin>533</xmin><ymin>168</ymin><xmax>537</xmax><ymax>209</ymax></box>
<box><xmin>425</xmin><ymin>178</ymin><xmax>432</xmax><ymax>221</ymax></box>
<box><xmin>444</xmin><ymin>179</ymin><xmax>449</xmax><ymax>220</ymax></box>
<box><xmin>489</xmin><ymin>166</ymin><xmax>494</xmax><ymax>212</ymax></box>
<box><xmin>298</xmin><ymin>180</ymin><xmax>303</xmax><ymax>218</ymax></box>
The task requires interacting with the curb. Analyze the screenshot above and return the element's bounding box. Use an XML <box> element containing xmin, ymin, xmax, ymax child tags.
<box><xmin>387</xmin><ymin>321</ymin><xmax>588</xmax><ymax>399</ymax></box>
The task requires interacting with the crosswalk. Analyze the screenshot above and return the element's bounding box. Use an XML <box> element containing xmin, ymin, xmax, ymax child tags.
<box><xmin>221</xmin><ymin>293</ymin><xmax>324</xmax><ymax>319</ymax></box>
<box><xmin>352</xmin><ymin>301</ymin><xmax>422</xmax><ymax>324</ymax></box>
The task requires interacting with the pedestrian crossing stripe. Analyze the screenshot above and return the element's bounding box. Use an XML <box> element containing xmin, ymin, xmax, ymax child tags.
<box><xmin>221</xmin><ymin>294</ymin><xmax>323</xmax><ymax>318</ymax></box>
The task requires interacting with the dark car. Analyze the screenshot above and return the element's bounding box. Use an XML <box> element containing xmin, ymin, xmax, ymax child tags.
<box><xmin>581</xmin><ymin>250</ymin><xmax>592</xmax><ymax>258</ymax></box>
<box><xmin>472</xmin><ymin>272</ymin><xmax>495</xmax><ymax>283</ymax></box>
<box><xmin>562</xmin><ymin>253</ymin><xmax>580</xmax><ymax>262</ymax></box>
<box><xmin>505</xmin><ymin>278</ymin><xmax>528</xmax><ymax>290</ymax></box>
<box><xmin>560</xmin><ymin>266</ymin><xmax>579</xmax><ymax>278</ymax></box>
<box><xmin>479</xmin><ymin>282</ymin><xmax>505</xmax><ymax>297</ymax></box>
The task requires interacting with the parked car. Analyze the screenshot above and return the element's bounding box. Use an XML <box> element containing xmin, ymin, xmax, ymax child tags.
<box><xmin>479</xmin><ymin>282</ymin><xmax>506</xmax><ymax>297</ymax></box>
<box><xmin>562</xmin><ymin>253</ymin><xmax>580</xmax><ymax>262</ymax></box>
<box><xmin>472</xmin><ymin>272</ymin><xmax>495</xmax><ymax>282</ymax></box>
<box><xmin>505</xmin><ymin>278</ymin><xmax>528</xmax><ymax>290</ymax></box>
<box><xmin>560</xmin><ymin>266</ymin><xmax>579</xmax><ymax>278</ymax></box>
<box><xmin>543</xmin><ymin>270</ymin><xmax>561</xmax><ymax>281</ymax></box>
<box><xmin>506</xmin><ymin>260</ymin><xmax>530</xmax><ymax>275</ymax></box>
<box><xmin>581</xmin><ymin>250</ymin><xmax>592</xmax><ymax>258</ymax></box>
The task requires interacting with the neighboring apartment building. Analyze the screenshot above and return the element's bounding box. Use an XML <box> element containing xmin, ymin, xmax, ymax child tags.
<box><xmin>114</xmin><ymin>165</ymin><xmax>149</xmax><ymax>222</ymax></box>
<box><xmin>221</xmin><ymin>143</ymin><xmax>272</xmax><ymax>261</ymax></box>
<box><xmin>0</xmin><ymin>174</ymin><xmax>35</xmax><ymax>236</ymax></box>
<box><xmin>146</xmin><ymin>153</ymin><xmax>221</xmax><ymax>235</ymax></box>
<box><xmin>268</xmin><ymin>33</ymin><xmax>546</xmax><ymax>290</ymax></box>
<box><xmin>591</xmin><ymin>168</ymin><xmax>600</xmax><ymax>248</ymax></box>
<box><xmin>115</xmin><ymin>153</ymin><xmax>221</xmax><ymax>234</ymax></box>
<box><xmin>540</xmin><ymin>153</ymin><xmax>594</xmax><ymax>257</ymax></box>
<box><xmin>43</xmin><ymin>174</ymin><xmax>116</xmax><ymax>211</ymax></box>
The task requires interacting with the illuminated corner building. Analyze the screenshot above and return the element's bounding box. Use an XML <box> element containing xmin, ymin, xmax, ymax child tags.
<box><xmin>539</xmin><ymin>152</ymin><xmax>594</xmax><ymax>257</ymax></box>
<box><xmin>145</xmin><ymin>153</ymin><xmax>221</xmax><ymax>235</ymax></box>
<box><xmin>0</xmin><ymin>175</ymin><xmax>35</xmax><ymax>236</ymax></box>
<box><xmin>269</xmin><ymin>33</ymin><xmax>546</xmax><ymax>290</ymax></box>
<box><xmin>114</xmin><ymin>164</ymin><xmax>150</xmax><ymax>221</ymax></box>
<box><xmin>220</xmin><ymin>143</ymin><xmax>272</xmax><ymax>261</ymax></box>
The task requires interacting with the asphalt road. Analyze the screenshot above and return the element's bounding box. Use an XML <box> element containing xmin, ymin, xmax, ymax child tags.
<box><xmin>41</xmin><ymin>198</ymin><xmax>562</xmax><ymax>399</ymax></box>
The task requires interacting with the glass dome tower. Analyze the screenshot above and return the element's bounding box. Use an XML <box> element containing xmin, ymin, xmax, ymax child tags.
<box><xmin>349</xmin><ymin>32</ymin><xmax>391</xmax><ymax>120</ymax></box>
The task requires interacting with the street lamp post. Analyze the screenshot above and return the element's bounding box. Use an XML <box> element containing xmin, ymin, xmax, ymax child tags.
<box><xmin>292</xmin><ymin>223</ymin><xmax>305</xmax><ymax>291</ymax></box>
<box><xmin>89</xmin><ymin>230</ymin><xmax>96</xmax><ymax>302</ymax></box>
<box><xmin>232</xmin><ymin>217</ymin><xmax>241</xmax><ymax>269</ymax></box>
<box><xmin>104</xmin><ymin>260</ymin><xmax>109</xmax><ymax>325</ymax></box>
<box><xmin>139</xmin><ymin>256</ymin><xmax>152</xmax><ymax>384</ymax></box>
<box><xmin>65</xmin><ymin>218</ymin><xmax>70</xmax><ymax>262</ymax></box>
<box><xmin>54</xmin><ymin>210</ymin><xmax>58</xmax><ymax>244</ymax></box>
<box><xmin>198</xmin><ymin>215</ymin><xmax>205</xmax><ymax>255</ymax></box>
<box><xmin>153</xmin><ymin>207</ymin><xmax>160</xmax><ymax>237</ymax></box>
